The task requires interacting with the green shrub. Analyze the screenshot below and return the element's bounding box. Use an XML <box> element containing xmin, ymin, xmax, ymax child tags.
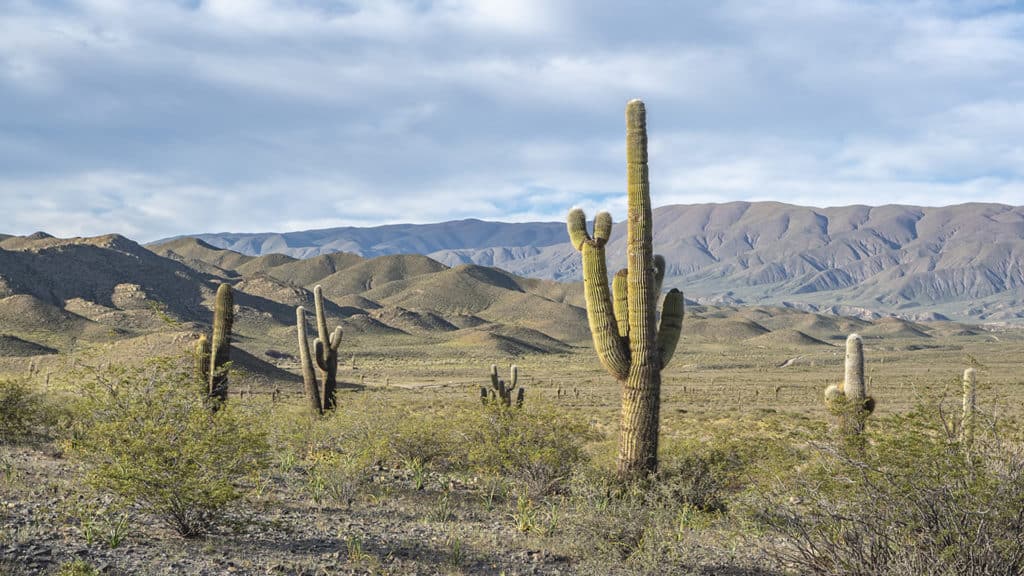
<box><xmin>0</xmin><ymin>377</ymin><xmax>56</xmax><ymax>443</ymax></box>
<box><xmin>462</xmin><ymin>402</ymin><xmax>597</xmax><ymax>497</ymax></box>
<box><xmin>56</xmin><ymin>560</ymin><xmax>101</xmax><ymax>576</ymax></box>
<box><xmin>67</xmin><ymin>358</ymin><xmax>269</xmax><ymax>538</ymax></box>
<box><xmin>754</xmin><ymin>406</ymin><xmax>1024</xmax><ymax>575</ymax></box>
<box><xmin>269</xmin><ymin>392</ymin><xmax>597</xmax><ymax>498</ymax></box>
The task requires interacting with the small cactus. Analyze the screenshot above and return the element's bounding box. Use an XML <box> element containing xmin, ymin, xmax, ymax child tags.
<box><xmin>296</xmin><ymin>285</ymin><xmax>343</xmax><ymax>416</ymax></box>
<box><xmin>196</xmin><ymin>283</ymin><xmax>233</xmax><ymax>407</ymax></box>
<box><xmin>961</xmin><ymin>367</ymin><xmax>976</xmax><ymax>446</ymax></box>
<box><xmin>824</xmin><ymin>334</ymin><xmax>875</xmax><ymax>437</ymax></box>
<box><xmin>481</xmin><ymin>364</ymin><xmax>524</xmax><ymax>408</ymax></box>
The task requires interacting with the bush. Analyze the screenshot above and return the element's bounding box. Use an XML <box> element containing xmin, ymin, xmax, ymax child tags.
<box><xmin>67</xmin><ymin>358</ymin><xmax>269</xmax><ymax>537</ymax></box>
<box><xmin>754</xmin><ymin>407</ymin><xmax>1024</xmax><ymax>575</ymax></box>
<box><xmin>0</xmin><ymin>377</ymin><xmax>56</xmax><ymax>443</ymax></box>
<box><xmin>269</xmin><ymin>393</ymin><xmax>597</xmax><ymax>498</ymax></box>
<box><xmin>461</xmin><ymin>402</ymin><xmax>595</xmax><ymax>496</ymax></box>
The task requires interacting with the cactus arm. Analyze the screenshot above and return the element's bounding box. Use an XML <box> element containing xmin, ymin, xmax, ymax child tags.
<box><xmin>568</xmin><ymin>209</ymin><xmax>630</xmax><ymax>380</ymax></box>
<box><xmin>296</xmin><ymin>306</ymin><xmax>322</xmax><ymax>415</ymax></box>
<box><xmin>567</xmin><ymin>208</ymin><xmax>591</xmax><ymax>250</ymax></box>
<box><xmin>509</xmin><ymin>365</ymin><xmax>518</xmax><ymax>391</ymax></box>
<box><xmin>656</xmin><ymin>289</ymin><xmax>684</xmax><ymax>369</ymax></box>
<box><xmin>329</xmin><ymin>326</ymin><xmax>343</xmax><ymax>352</ymax></box>
<box><xmin>195</xmin><ymin>334</ymin><xmax>211</xmax><ymax>392</ymax></box>
<box><xmin>612</xmin><ymin>269</ymin><xmax>630</xmax><ymax>338</ymax></box>
<box><xmin>314</xmin><ymin>285</ymin><xmax>330</xmax><ymax>347</ymax></box>
<box><xmin>314</xmin><ymin>338</ymin><xmax>327</xmax><ymax>371</ymax></box>
<box><xmin>824</xmin><ymin>384</ymin><xmax>844</xmax><ymax>411</ymax></box>
<box><xmin>593</xmin><ymin>212</ymin><xmax>613</xmax><ymax>243</ymax></box>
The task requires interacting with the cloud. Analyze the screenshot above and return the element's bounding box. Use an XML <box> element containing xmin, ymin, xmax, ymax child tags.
<box><xmin>0</xmin><ymin>0</ymin><xmax>1021</xmax><ymax>242</ymax></box>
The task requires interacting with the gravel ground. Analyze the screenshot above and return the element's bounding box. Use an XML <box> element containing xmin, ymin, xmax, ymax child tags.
<box><xmin>1</xmin><ymin>443</ymin><xmax>582</xmax><ymax>575</ymax></box>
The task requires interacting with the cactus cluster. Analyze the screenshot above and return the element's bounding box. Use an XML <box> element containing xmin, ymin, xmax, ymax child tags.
<box><xmin>296</xmin><ymin>285</ymin><xmax>342</xmax><ymax>416</ymax></box>
<box><xmin>824</xmin><ymin>334</ymin><xmax>876</xmax><ymax>436</ymax></box>
<box><xmin>480</xmin><ymin>364</ymin><xmax>524</xmax><ymax>408</ymax></box>
<box><xmin>567</xmin><ymin>99</ymin><xmax>684</xmax><ymax>475</ymax></box>
<box><xmin>195</xmin><ymin>283</ymin><xmax>234</xmax><ymax>407</ymax></box>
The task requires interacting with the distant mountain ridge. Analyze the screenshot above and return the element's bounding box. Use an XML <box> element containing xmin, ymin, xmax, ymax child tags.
<box><xmin>158</xmin><ymin>202</ymin><xmax>1024</xmax><ymax>323</ymax></box>
<box><xmin>179</xmin><ymin>219</ymin><xmax>569</xmax><ymax>260</ymax></box>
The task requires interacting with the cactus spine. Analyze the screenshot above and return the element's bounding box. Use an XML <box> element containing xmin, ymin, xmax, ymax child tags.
<box><xmin>297</xmin><ymin>285</ymin><xmax>342</xmax><ymax>415</ymax></box>
<box><xmin>567</xmin><ymin>100</ymin><xmax>685</xmax><ymax>476</ymax></box>
<box><xmin>824</xmin><ymin>333</ymin><xmax>875</xmax><ymax>436</ymax></box>
<box><xmin>961</xmin><ymin>367</ymin><xmax>976</xmax><ymax>446</ymax></box>
<box><xmin>481</xmin><ymin>364</ymin><xmax>524</xmax><ymax>408</ymax></box>
<box><xmin>196</xmin><ymin>283</ymin><xmax>233</xmax><ymax>406</ymax></box>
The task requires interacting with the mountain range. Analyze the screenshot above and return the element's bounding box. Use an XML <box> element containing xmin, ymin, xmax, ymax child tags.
<box><xmin>0</xmin><ymin>219</ymin><xmax>1006</xmax><ymax>382</ymax></box>
<box><xmin>177</xmin><ymin>202</ymin><xmax>1024</xmax><ymax>323</ymax></box>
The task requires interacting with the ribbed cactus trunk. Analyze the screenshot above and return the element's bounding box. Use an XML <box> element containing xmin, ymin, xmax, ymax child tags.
<box><xmin>195</xmin><ymin>283</ymin><xmax>233</xmax><ymax>408</ymax></box>
<box><xmin>844</xmin><ymin>333</ymin><xmax>866</xmax><ymax>434</ymax></box>
<box><xmin>620</xmin><ymin>101</ymin><xmax>661</xmax><ymax>473</ymax></box>
<box><xmin>296</xmin><ymin>306</ymin><xmax>322</xmax><ymax>415</ymax></box>
<box><xmin>567</xmin><ymin>100</ymin><xmax>684</xmax><ymax>476</ymax></box>
<box><xmin>961</xmin><ymin>367</ymin><xmax>976</xmax><ymax>447</ymax></box>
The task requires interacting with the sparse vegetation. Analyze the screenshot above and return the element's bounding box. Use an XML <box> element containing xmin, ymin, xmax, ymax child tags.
<box><xmin>754</xmin><ymin>406</ymin><xmax>1024</xmax><ymax>575</ymax></box>
<box><xmin>66</xmin><ymin>358</ymin><xmax>268</xmax><ymax>537</ymax></box>
<box><xmin>0</xmin><ymin>377</ymin><xmax>57</xmax><ymax>443</ymax></box>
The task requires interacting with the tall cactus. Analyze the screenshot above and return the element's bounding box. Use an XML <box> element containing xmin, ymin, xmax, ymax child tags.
<box><xmin>567</xmin><ymin>99</ymin><xmax>685</xmax><ymax>476</ymax></box>
<box><xmin>296</xmin><ymin>285</ymin><xmax>342</xmax><ymax>416</ymax></box>
<box><xmin>824</xmin><ymin>333</ymin><xmax>875</xmax><ymax>436</ymax></box>
<box><xmin>480</xmin><ymin>364</ymin><xmax>524</xmax><ymax>408</ymax></box>
<box><xmin>195</xmin><ymin>283</ymin><xmax>233</xmax><ymax>406</ymax></box>
<box><xmin>961</xmin><ymin>367</ymin><xmax>976</xmax><ymax>446</ymax></box>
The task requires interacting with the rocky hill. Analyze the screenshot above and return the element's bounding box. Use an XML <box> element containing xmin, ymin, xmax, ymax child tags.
<box><xmin>170</xmin><ymin>202</ymin><xmax>1024</xmax><ymax>322</ymax></box>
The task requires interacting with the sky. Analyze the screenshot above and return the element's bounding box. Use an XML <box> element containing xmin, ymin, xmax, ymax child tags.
<box><xmin>1</xmin><ymin>0</ymin><xmax>1023</xmax><ymax>242</ymax></box>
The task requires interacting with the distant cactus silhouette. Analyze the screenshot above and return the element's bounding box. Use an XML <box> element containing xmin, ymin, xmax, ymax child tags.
<box><xmin>961</xmin><ymin>367</ymin><xmax>976</xmax><ymax>446</ymax></box>
<box><xmin>824</xmin><ymin>334</ymin><xmax>875</xmax><ymax>437</ymax></box>
<box><xmin>296</xmin><ymin>285</ymin><xmax>342</xmax><ymax>415</ymax></box>
<box><xmin>566</xmin><ymin>99</ymin><xmax>684</xmax><ymax>475</ymax></box>
<box><xmin>480</xmin><ymin>364</ymin><xmax>524</xmax><ymax>408</ymax></box>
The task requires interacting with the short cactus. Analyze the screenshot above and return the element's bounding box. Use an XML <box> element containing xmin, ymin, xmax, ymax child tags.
<box><xmin>296</xmin><ymin>285</ymin><xmax>342</xmax><ymax>416</ymax></box>
<box><xmin>566</xmin><ymin>99</ymin><xmax>685</xmax><ymax>475</ymax></box>
<box><xmin>195</xmin><ymin>283</ymin><xmax>233</xmax><ymax>407</ymax></box>
<box><xmin>961</xmin><ymin>367</ymin><xmax>976</xmax><ymax>446</ymax></box>
<box><xmin>481</xmin><ymin>364</ymin><xmax>524</xmax><ymax>408</ymax></box>
<box><xmin>824</xmin><ymin>333</ymin><xmax>875</xmax><ymax>436</ymax></box>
